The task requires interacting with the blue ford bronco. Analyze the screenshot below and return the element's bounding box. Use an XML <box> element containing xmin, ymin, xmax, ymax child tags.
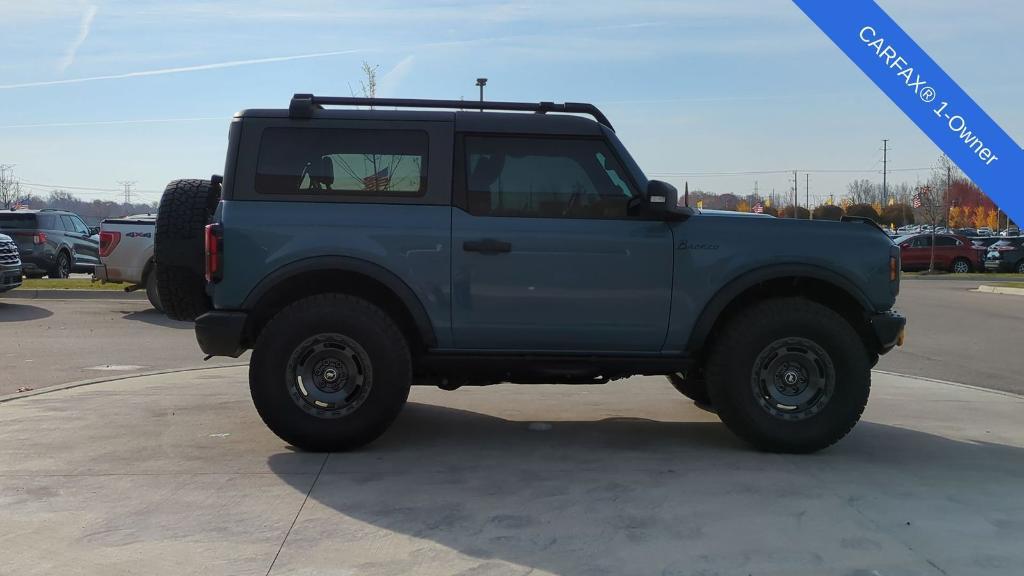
<box><xmin>154</xmin><ymin>94</ymin><xmax>905</xmax><ymax>453</ymax></box>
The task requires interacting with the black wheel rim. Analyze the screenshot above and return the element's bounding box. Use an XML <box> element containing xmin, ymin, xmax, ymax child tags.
<box><xmin>285</xmin><ymin>333</ymin><xmax>373</xmax><ymax>419</ymax></box>
<box><xmin>751</xmin><ymin>337</ymin><xmax>835</xmax><ymax>421</ymax></box>
<box><xmin>57</xmin><ymin>255</ymin><xmax>69</xmax><ymax>278</ymax></box>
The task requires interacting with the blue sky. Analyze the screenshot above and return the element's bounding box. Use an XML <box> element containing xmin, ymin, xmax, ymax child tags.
<box><xmin>0</xmin><ymin>0</ymin><xmax>1021</xmax><ymax>206</ymax></box>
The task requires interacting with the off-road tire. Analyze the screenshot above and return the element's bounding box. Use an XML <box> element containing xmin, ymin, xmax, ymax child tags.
<box><xmin>154</xmin><ymin>179</ymin><xmax>219</xmax><ymax>321</ymax></box>
<box><xmin>666</xmin><ymin>372</ymin><xmax>711</xmax><ymax>405</ymax></box>
<box><xmin>706</xmin><ymin>298</ymin><xmax>870</xmax><ymax>453</ymax></box>
<box><xmin>144</xmin><ymin>266</ymin><xmax>163</xmax><ymax>312</ymax></box>
<box><xmin>249</xmin><ymin>294</ymin><xmax>412</xmax><ymax>452</ymax></box>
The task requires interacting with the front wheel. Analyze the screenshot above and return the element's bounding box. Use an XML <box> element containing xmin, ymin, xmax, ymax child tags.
<box><xmin>706</xmin><ymin>298</ymin><xmax>870</xmax><ymax>453</ymax></box>
<box><xmin>249</xmin><ymin>294</ymin><xmax>411</xmax><ymax>451</ymax></box>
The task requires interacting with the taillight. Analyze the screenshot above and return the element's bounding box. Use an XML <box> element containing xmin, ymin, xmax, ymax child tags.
<box><xmin>33</xmin><ymin>232</ymin><xmax>46</xmax><ymax>245</ymax></box>
<box><xmin>890</xmin><ymin>255</ymin><xmax>898</xmax><ymax>281</ymax></box>
<box><xmin>204</xmin><ymin>223</ymin><xmax>222</xmax><ymax>282</ymax></box>
<box><xmin>98</xmin><ymin>231</ymin><xmax>121</xmax><ymax>257</ymax></box>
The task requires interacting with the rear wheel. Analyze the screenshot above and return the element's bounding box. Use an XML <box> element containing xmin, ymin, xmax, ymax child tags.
<box><xmin>249</xmin><ymin>294</ymin><xmax>411</xmax><ymax>451</ymax></box>
<box><xmin>49</xmin><ymin>251</ymin><xmax>71</xmax><ymax>279</ymax></box>
<box><xmin>951</xmin><ymin>257</ymin><xmax>972</xmax><ymax>274</ymax></box>
<box><xmin>706</xmin><ymin>298</ymin><xmax>870</xmax><ymax>453</ymax></box>
<box><xmin>154</xmin><ymin>178</ymin><xmax>220</xmax><ymax>320</ymax></box>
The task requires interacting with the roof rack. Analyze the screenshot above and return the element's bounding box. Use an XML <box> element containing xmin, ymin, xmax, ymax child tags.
<box><xmin>288</xmin><ymin>94</ymin><xmax>614</xmax><ymax>130</ymax></box>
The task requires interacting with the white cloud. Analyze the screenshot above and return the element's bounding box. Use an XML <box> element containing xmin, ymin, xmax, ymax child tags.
<box><xmin>0</xmin><ymin>48</ymin><xmax>369</xmax><ymax>89</ymax></box>
<box><xmin>58</xmin><ymin>3</ymin><xmax>97</xmax><ymax>73</ymax></box>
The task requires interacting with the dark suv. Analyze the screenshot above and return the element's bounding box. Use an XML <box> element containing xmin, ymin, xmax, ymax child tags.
<box><xmin>154</xmin><ymin>94</ymin><xmax>906</xmax><ymax>454</ymax></box>
<box><xmin>0</xmin><ymin>210</ymin><xmax>100</xmax><ymax>278</ymax></box>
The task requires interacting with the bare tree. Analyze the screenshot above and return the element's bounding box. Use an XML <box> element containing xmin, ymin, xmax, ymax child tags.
<box><xmin>845</xmin><ymin>178</ymin><xmax>879</xmax><ymax>205</ymax></box>
<box><xmin>0</xmin><ymin>166</ymin><xmax>28</xmax><ymax>209</ymax></box>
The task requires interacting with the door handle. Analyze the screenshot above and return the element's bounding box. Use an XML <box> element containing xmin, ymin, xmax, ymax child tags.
<box><xmin>463</xmin><ymin>238</ymin><xmax>512</xmax><ymax>254</ymax></box>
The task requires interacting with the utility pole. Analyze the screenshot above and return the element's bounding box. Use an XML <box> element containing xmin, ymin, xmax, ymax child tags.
<box><xmin>881</xmin><ymin>139</ymin><xmax>889</xmax><ymax>207</ymax></box>
<box><xmin>805</xmin><ymin>173</ymin><xmax>810</xmax><ymax>219</ymax></box>
<box><xmin>118</xmin><ymin>180</ymin><xmax>136</xmax><ymax>211</ymax></box>
<box><xmin>792</xmin><ymin>170</ymin><xmax>798</xmax><ymax>218</ymax></box>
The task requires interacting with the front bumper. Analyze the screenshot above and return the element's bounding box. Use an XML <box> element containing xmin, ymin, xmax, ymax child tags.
<box><xmin>195</xmin><ymin>311</ymin><xmax>248</xmax><ymax>358</ymax></box>
<box><xmin>0</xmin><ymin>263</ymin><xmax>22</xmax><ymax>292</ymax></box>
<box><xmin>870</xmin><ymin>311</ymin><xmax>906</xmax><ymax>355</ymax></box>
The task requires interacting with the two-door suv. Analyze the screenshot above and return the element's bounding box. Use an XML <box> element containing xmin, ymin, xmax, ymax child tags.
<box><xmin>154</xmin><ymin>94</ymin><xmax>905</xmax><ymax>453</ymax></box>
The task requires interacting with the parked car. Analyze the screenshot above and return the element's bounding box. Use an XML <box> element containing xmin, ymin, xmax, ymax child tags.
<box><xmin>152</xmin><ymin>93</ymin><xmax>905</xmax><ymax>454</ymax></box>
<box><xmin>0</xmin><ymin>232</ymin><xmax>23</xmax><ymax>293</ymax></box>
<box><xmin>984</xmin><ymin>238</ymin><xmax>1024</xmax><ymax>273</ymax></box>
<box><xmin>93</xmin><ymin>214</ymin><xmax>161</xmax><ymax>310</ymax></box>
<box><xmin>0</xmin><ymin>209</ymin><xmax>100</xmax><ymax>278</ymax></box>
<box><xmin>1000</xmin><ymin>226</ymin><xmax>1020</xmax><ymax>237</ymax></box>
<box><xmin>976</xmin><ymin>227</ymin><xmax>993</xmax><ymax>237</ymax></box>
<box><xmin>969</xmin><ymin>237</ymin><xmax>1004</xmax><ymax>269</ymax></box>
<box><xmin>894</xmin><ymin>233</ymin><xmax>977</xmax><ymax>272</ymax></box>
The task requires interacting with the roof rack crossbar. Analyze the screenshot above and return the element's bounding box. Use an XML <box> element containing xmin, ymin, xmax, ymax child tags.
<box><xmin>288</xmin><ymin>94</ymin><xmax>613</xmax><ymax>130</ymax></box>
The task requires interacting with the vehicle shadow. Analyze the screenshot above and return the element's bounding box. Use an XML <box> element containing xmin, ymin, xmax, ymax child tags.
<box><xmin>266</xmin><ymin>402</ymin><xmax>1024</xmax><ymax>575</ymax></box>
<box><xmin>121</xmin><ymin>309</ymin><xmax>191</xmax><ymax>329</ymax></box>
<box><xmin>0</xmin><ymin>301</ymin><xmax>54</xmax><ymax>322</ymax></box>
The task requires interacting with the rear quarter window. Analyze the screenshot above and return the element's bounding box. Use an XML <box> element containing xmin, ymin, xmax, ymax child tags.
<box><xmin>0</xmin><ymin>214</ymin><xmax>38</xmax><ymax>229</ymax></box>
<box><xmin>255</xmin><ymin>127</ymin><xmax>428</xmax><ymax>198</ymax></box>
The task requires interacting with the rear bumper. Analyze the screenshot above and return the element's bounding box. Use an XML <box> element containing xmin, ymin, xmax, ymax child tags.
<box><xmin>870</xmin><ymin>311</ymin><xmax>906</xmax><ymax>355</ymax></box>
<box><xmin>92</xmin><ymin>263</ymin><xmax>109</xmax><ymax>281</ymax></box>
<box><xmin>195</xmin><ymin>311</ymin><xmax>248</xmax><ymax>358</ymax></box>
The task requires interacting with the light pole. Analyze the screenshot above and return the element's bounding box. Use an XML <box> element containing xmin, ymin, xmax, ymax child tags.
<box><xmin>475</xmin><ymin>78</ymin><xmax>487</xmax><ymax>111</ymax></box>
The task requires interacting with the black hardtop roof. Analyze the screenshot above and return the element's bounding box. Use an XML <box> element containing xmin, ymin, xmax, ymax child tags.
<box><xmin>234</xmin><ymin>94</ymin><xmax>612</xmax><ymax>135</ymax></box>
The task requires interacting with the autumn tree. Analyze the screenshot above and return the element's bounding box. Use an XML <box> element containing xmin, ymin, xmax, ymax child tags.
<box><xmin>812</xmin><ymin>204</ymin><xmax>844</xmax><ymax>220</ymax></box>
<box><xmin>879</xmin><ymin>203</ymin><xmax>915</xmax><ymax>227</ymax></box>
<box><xmin>845</xmin><ymin>203</ymin><xmax>879</xmax><ymax>220</ymax></box>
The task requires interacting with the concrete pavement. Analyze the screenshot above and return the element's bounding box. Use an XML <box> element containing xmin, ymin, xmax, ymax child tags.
<box><xmin>1</xmin><ymin>366</ymin><xmax>1022</xmax><ymax>576</ymax></box>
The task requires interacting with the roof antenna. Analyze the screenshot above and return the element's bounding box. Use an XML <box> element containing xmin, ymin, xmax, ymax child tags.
<box><xmin>684</xmin><ymin>181</ymin><xmax>690</xmax><ymax>207</ymax></box>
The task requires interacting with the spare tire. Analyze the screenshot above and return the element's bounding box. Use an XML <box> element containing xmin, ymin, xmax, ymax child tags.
<box><xmin>154</xmin><ymin>178</ymin><xmax>220</xmax><ymax>321</ymax></box>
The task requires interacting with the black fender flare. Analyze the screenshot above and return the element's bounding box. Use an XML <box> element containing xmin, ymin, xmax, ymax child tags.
<box><xmin>241</xmin><ymin>255</ymin><xmax>437</xmax><ymax>348</ymax></box>
<box><xmin>684</xmin><ymin>263</ymin><xmax>873</xmax><ymax>354</ymax></box>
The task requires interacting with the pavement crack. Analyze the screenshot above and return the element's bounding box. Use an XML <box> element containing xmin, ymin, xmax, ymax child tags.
<box><xmin>265</xmin><ymin>452</ymin><xmax>328</xmax><ymax>576</ymax></box>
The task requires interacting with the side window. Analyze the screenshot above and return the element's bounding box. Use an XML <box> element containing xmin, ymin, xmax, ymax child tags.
<box><xmin>935</xmin><ymin>236</ymin><xmax>958</xmax><ymax>247</ymax></box>
<box><xmin>912</xmin><ymin>236</ymin><xmax>932</xmax><ymax>248</ymax></box>
<box><xmin>464</xmin><ymin>136</ymin><xmax>639</xmax><ymax>219</ymax></box>
<box><xmin>70</xmin><ymin>215</ymin><xmax>90</xmax><ymax>235</ymax></box>
<box><xmin>60</xmin><ymin>215</ymin><xmax>76</xmax><ymax>232</ymax></box>
<box><xmin>256</xmin><ymin>127</ymin><xmax>428</xmax><ymax>197</ymax></box>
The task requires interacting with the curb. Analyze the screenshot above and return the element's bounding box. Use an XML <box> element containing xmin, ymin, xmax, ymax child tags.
<box><xmin>872</xmin><ymin>369</ymin><xmax>1024</xmax><ymax>401</ymax></box>
<box><xmin>0</xmin><ymin>363</ymin><xmax>248</xmax><ymax>404</ymax></box>
<box><xmin>975</xmin><ymin>284</ymin><xmax>1024</xmax><ymax>296</ymax></box>
<box><xmin>3</xmin><ymin>289</ymin><xmax>146</xmax><ymax>300</ymax></box>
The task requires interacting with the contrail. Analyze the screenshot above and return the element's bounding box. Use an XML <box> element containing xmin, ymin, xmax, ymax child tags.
<box><xmin>0</xmin><ymin>116</ymin><xmax>226</xmax><ymax>129</ymax></box>
<box><xmin>58</xmin><ymin>4</ymin><xmax>98</xmax><ymax>73</ymax></box>
<box><xmin>0</xmin><ymin>48</ymin><xmax>368</xmax><ymax>89</ymax></box>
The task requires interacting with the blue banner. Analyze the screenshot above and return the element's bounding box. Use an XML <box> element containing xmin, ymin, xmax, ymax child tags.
<box><xmin>793</xmin><ymin>0</ymin><xmax>1022</xmax><ymax>223</ymax></box>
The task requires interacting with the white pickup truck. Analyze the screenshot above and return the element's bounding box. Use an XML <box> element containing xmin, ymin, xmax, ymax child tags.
<box><xmin>93</xmin><ymin>214</ymin><xmax>162</xmax><ymax>311</ymax></box>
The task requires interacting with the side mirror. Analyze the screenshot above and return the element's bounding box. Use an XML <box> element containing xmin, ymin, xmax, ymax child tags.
<box><xmin>88</xmin><ymin>226</ymin><xmax>100</xmax><ymax>236</ymax></box>
<box><xmin>646</xmin><ymin>180</ymin><xmax>694</xmax><ymax>218</ymax></box>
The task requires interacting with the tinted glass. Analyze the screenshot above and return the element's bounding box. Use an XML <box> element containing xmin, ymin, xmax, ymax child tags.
<box><xmin>256</xmin><ymin>128</ymin><xmax>427</xmax><ymax>197</ymax></box>
<box><xmin>0</xmin><ymin>214</ymin><xmax>37</xmax><ymax>229</ymax></box>
<box><xmin>464</xmin><ymin>136</ymin><xmax>638</xmax><ymax>219</ymax></box>
<box><xmin>70</xmin><ymin>215</ymin><xmax>90</xmax><ymax>234</ymax></box>
<box><xmin>60</xmin><ymin>215</ymin><xmax>76</xmax><ymax>232</ymax></box>
<box><xmin>935</xmin><ymin>236</ymin><xmax>958</xmax><ymax>247</ymax></box>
